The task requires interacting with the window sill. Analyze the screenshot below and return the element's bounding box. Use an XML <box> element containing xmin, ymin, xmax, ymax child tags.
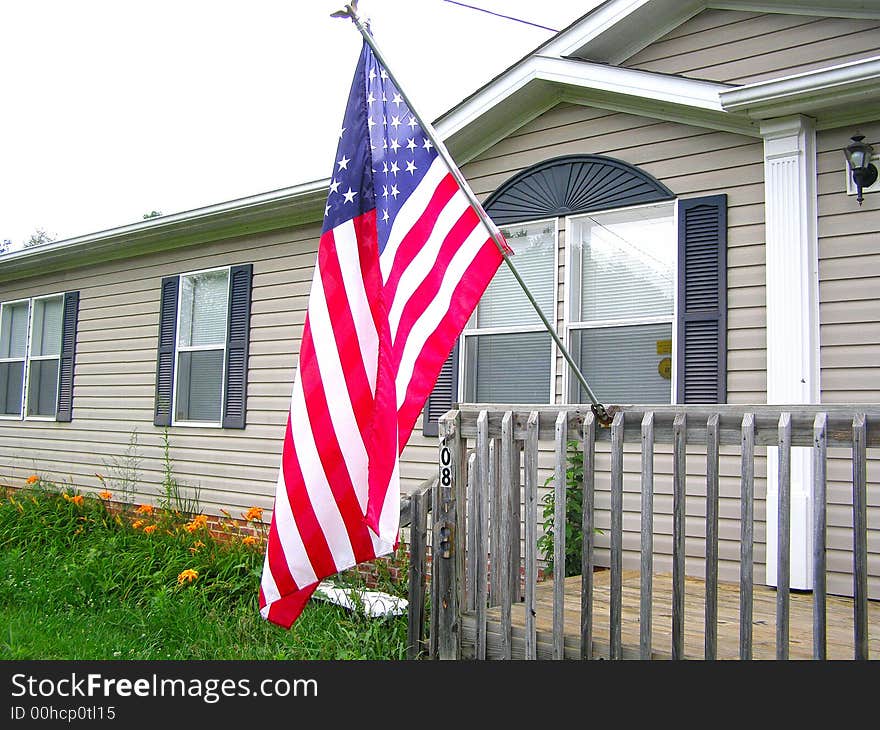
<box><xmin>169</xmin><ymin>420</ymin><xmax>224</xmax><ymax>429</ymax></box>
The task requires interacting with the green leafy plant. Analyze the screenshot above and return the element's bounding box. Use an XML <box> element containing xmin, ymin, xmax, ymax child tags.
<box><xmin>537</xmin><ymin>439</ymin><xmax>599</xmax><ymax>578</ymax></box>
<box><xmin>101</xmin><ymin>428</ymin><xmax>142</xmax><ymax>504</ymax></box>
<box><xmin>158</xmin><ymin>427</ymin><xmax>201</xmax><ymax>515</ymax></box>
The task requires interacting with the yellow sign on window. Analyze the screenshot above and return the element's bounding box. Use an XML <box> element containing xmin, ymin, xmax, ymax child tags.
<box><xmin>656</xmin><ymin>339</ymin><xmax>672</xmax><ymax>355</ymax></box>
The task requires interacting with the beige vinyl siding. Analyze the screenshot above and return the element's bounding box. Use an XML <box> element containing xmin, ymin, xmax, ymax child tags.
<box><xmin>621</xmin><ymin>9</ymin><xmax>880</xmax><ymax>85</ymax></box>
<box><xmin>0</xmin><ymin>222</ymin><xmax>438</xmax><ymax>519</ymax></box>
<box><xmin>458</xmin><ymin>101</ymin><xmax>768</xmax><ymax>587</ymax></box>
<box><xmin>817</xmin><ymin>122</ymin><xmax>880</xmax><ymax>599</ymax></box>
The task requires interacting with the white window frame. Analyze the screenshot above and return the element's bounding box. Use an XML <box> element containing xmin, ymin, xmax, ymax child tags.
<box><xmin>171</xmin><ymin>265</ymin><xmax>230</xmax><ymax>428</ymax></box>
<box><xmin>562</xmin><ymin>201</ymin><xmax>678</xmax><ymax>405</ymax></box>
<box><xmin>459</xmin><ymin>216</ymin><xmax>559</xmax><ymax>405</ymax></box>
<box><xmin>24</xmin><ymin>293</ymin><xmax>66</xmax><ymax>421</ymax></box>
<box><xmin>0</xmin><ymin>298</ymin><xmax>31</xmax><ymax>420</ymax></box>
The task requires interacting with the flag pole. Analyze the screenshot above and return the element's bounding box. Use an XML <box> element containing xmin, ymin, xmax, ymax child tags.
<box><xmin>332</xmin><ymin>2</ymin><xmax>611</xmax><ymax>426</ymax></box>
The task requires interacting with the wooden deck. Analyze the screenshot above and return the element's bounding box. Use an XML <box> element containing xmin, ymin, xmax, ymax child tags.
<box><xmin>461</xmin><ymin>570</ymin><xmax>880</xmax><ymax>660</ymax></box>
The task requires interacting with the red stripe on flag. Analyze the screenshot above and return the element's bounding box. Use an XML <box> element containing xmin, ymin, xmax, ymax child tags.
<box><xmin>298</xmin><ymin>324</ymin><xmax>378</xmax><ymax>563</ymax></box>
<box><xmin>396</xmin><ymin>240</ymin><xmax>503</xmax><ymax>445</ymax></box>
<box><xmin>352</xmin><ymin>212</ymin><xmax>401</xmax><ymax>533</ymax></box>
<box><xmin>390</xmin><ymin>204</ymin><xmax>480</xmax><ymax>367</ymax></box>
<box><xmin>263</xmin><ymin>582</ymin><xmax>319</xmax><ymax>630</ymax></box>
<box><xmin>381</xmin><ymin>173</ymin><xmax>459</xmax><ymax>304</ymax></box>
<box><xmin>280</xmin><ymin>416</ymin><xmax>337</xmax><ymax>580</ymax></box>
<box><xmin>318</xmin><ymin>228</ymin><xmax>374</xmax><ymax>440</ymax></box>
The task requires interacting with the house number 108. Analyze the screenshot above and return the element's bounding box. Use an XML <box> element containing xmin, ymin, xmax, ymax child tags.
<box><xmin>439</xmin><ymin>445</ymin><xmax>452</xmax><ymax>487</ymax></box>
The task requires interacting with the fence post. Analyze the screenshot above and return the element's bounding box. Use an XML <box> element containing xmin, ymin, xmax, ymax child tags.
<box><xmin>435</xmin><ymin>410</ymin><xmax>464</xmax><ymax>660</ymax></box>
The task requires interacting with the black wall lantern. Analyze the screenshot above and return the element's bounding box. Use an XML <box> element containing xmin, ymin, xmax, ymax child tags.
<box><xmin>844</xmin><ymin>135</ymin><xmax>877</xmax><ymax>205</ymax></box>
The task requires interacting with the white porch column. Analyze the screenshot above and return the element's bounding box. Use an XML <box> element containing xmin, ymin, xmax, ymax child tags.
<box><xmin>762</xmin><ymin>115</ymin><xmax>820</xmax><ymax>590</ymax></box>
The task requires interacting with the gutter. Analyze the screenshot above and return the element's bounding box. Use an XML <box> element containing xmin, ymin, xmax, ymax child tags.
<box><xmin>720</xmin><ymin>56</ymin><xmax>880</xmax><ymax>117</ymax></box>
<box><xmin>0</xmin><ymin>179</ymin><xmax>328</xmax><ymax>283</ymax></box>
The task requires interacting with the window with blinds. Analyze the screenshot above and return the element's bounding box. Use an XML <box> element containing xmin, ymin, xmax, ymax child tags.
<box><xmin>462</xmin><ymin>218</ymin><xmax>555</xmax><ymax>404</ymax></box>
<box><xmin>0</xmin><ymin>300</ymin><xmax>30</xmax><ymax>417</ymax></box>
<box><xmin>26</xmin><ymin>295</ymin><xmax>64</xmax><ymax>417</ymax></box>
<box><xmin>0</xmin><ymin>293</ymin><xmax>75</xmax><ymax>420</ymax></box>
<box><xmin>568</xmin><ymin>202</ymin><xmax>675</xmax><ymax>404</ymax></box>
<box><xmin>174</xmin><ymin>268</ymin><xmax>229</xmax><ymax>424</ymax></box>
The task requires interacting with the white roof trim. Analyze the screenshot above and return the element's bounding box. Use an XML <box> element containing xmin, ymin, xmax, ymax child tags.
<box><xmin>437</xmin><ymin>55</ymin><xmax>732</xmax><ymax>141</ymax></box>
<box><xmin>536</xmin><ymin>56</ymin><xmax>731</xmax><ymax>110</ymax></box>
<box><xmin>0</xmin><ymin>178</ymin><xmax>328</xmax><ymax>281</ymax></box>
<box><xmin>720</xmin><ymin>55</ymin><xmax>880</xmax><ymax>117</ymax></box>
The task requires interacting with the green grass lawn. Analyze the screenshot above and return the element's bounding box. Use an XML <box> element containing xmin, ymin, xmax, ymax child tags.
<box><xmin>0</xmin><ymin>481</ymin><xmax>410</xmax><ymax>660</ymax></box>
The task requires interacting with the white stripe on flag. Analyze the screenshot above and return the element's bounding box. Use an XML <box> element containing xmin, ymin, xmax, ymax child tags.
<box><xmin>395</xmin><ymin>224</ymin><xmax>490</xmax><ymax>407</ymax></box>
<box><xmin>334</xmin><ymin>219</ymin><xmax>379</xmax><ymax>396</ymax></box>
<box><xmin>379</xmin><ymin>158</ymin><xmax>449</xmax><ymax>283</ymax></box>
<box><xmin>290</xmin><ymin>373</ymin><xmax>357</xmax><ymax>571</ymax></box>
<box><xmin>386</xmin><ymin>188</ymin><xmax>470</xmax><ymax>342</ymax></box>
<box><xmin>308</xmin><ymin>263</ymin><xmax>370</xmax><ymax>511</ymax></box>
<box><xmin>266</xmin><ymin>464</ymin><xmax>319</xmax><ymax>590</ymax></box>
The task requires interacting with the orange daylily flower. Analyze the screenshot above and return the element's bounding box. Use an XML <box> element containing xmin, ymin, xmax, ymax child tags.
<box><xmin>71</xmin><ymin>495</ymin><xmax>83</xmax><ymax>506</ymax></box>
<box><xmin>241</xmin><ymin>535</ymin><xmax>257</xmax><ymax>546</ymax></box>
<box><xmin>25</xmin><ymin>475</ymin><xmax>39</xmax><ymax>485</ymax></box>
<box><xmin>242</xmin><ymin>506</ymin><xmax>263</xmax><ymax>522</ymax></box>
<box><xmin>98</xmin><ymin>490</ymin><xmax>112</xmax><ymax>500</ymax></box>
<box><xmin>188</xmin><ymin>540</ymin><xmax>206</xmax><ymax>554</ymax></box>
<box><xmin>135</xmin><ymin>504</ymin><xmax>154</xmax><ymax>515</ymax></box>
<box><xmin>177</xmin><ymin>569</ymin><xmax>198</xmax><ymax>585</ymax></box>
<box><xmin>131</xmin><ymin>519</ymin><xmax>144</xmax><ymax>529</ymax></box>
<box><xmin>184</xmin><ymin>514</ymin><xmax>208</xmax><ymax>533</ymax></box>
<box><xmin>143</xmin><ymin>524</ymin><xmax>157</xmax><ymax>534</ymax></box>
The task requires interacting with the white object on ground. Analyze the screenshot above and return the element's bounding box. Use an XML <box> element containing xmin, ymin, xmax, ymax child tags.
<box><xmin>314</xmin><ymin>581</ymin><xmax>408</xmax><ymax>618</ymax></box>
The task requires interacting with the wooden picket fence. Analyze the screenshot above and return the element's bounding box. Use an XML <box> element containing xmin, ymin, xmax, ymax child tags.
<box><xmin>421</xmin><ymin>404</ymin><xmax>879</xmax><ymax>660</ymax></box>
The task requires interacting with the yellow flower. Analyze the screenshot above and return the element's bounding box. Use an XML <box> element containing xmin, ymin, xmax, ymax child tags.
<box><xmin>143</xmin><ymin>524</ymin><xmax>157</xmax><ymax>534</ymax></box>
<box><xmin>98</xmin><ymin>490</ymin><xmax>112</xmax><ymax>500</ymax></box>
<box><xmin>25</xmin><ymin>475</ymin><xmax>39</xmax><ymax>485</ymax></box>
<box><xmin>242</xmin><ymin>506</ymin><xmax>263</xmax><ymax>522</ymax></box>
<box><xmin>135</xmin><ymin>504</ymin><xmax>154</xmax><ymax>515</ymax></box>
<box><xmin>177</xmin><ymin>569</ymin><xmax>198</xmax><ymax>585</ymax></box>
<box><xmin>241</xmin><ymin>535</ymin><xmax>257</xmax><ymax>546</ymax></box>
<box><xmin>62</xmin><ymin>493</ymin><xmax>71</xmax><ymax>502</ymax></box>
<box><xmin>132</xmin><ymin>519</ymin><xmax>144</xmax><ymax>530</ymax></box>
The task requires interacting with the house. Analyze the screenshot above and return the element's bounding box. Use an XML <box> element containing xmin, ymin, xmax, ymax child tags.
<box><xmin>1</xmin><ymin>0</ymin><xmax>878</xmax><ymax>600</ymax></box>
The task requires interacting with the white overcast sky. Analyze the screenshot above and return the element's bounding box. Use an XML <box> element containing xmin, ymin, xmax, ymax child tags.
<box><xmin>0</xmin><ymin>0</ymin><xmax>600</xmax><ymax>248</ymax></box>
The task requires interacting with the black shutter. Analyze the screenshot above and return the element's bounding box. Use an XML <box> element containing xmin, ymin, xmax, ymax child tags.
<box><xmin>222</xmin><ymin>264</ymin><xmax>253</xmax><ymax>429</ymax></box>
<box><xmin>422</xmin><ymin>343</ymin><xmax>458</xmax><ymax>437</ymax></box>
<box><xmin>55</xmin><ymin>291</ymin><xmax>79</xmax><ymax>422</ymax></box>
<box><xmin>154</xmin><ymin>276</ymin><xmax>179</xmax><ymax>426</ymax></box>
<box><xmin>676</xmin><ymin>195</ymin><xmax>727</xmax><ymax>404</ymax></box>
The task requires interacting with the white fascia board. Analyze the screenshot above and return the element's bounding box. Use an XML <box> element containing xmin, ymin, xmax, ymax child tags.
<box><xmin>0</xmin><ymin>179</ymin><xmax>328</xmax><ymax>282</ymax></box>
<box><xmin>542</xmin><ymin>0</ymin><xmax>658</xmax><ymax>59</ymax></box>
<box><xmin>535</xmin><ymin>56</ymin><xmax>731</xmax><ymax>112</ymax></box>
<box><xmin>435</xmin><ymin>59</ymin><xmax>546</xmax><ymax>143</ymax></box>
<box><xmin>437</xmin><ymin>55</ymin><xmax>734</xmax><ymax>153</ymax></box>
<box><xmin>720</xmin><ymin>56</ymin><xmax>880</xmax><ymax>118</ymax></box>
<box><xmin>709</xmin><ymin>2</ymin><xmax>880</xmax><ymax>20</ymax></box>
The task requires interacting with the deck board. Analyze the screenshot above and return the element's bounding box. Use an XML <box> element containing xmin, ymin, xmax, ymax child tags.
<box><xmin>461</xmin><ymin>570</ymin><xmax>880</xmax><ymax>660</ymax></box>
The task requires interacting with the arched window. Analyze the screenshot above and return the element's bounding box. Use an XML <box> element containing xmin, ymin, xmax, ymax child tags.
<box><xmin>423</xmin><ymin>155</ymin><xmax>726</xmax><ymax>434</ymax></box>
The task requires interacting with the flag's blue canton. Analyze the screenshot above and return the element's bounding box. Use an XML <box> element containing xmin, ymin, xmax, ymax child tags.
<box><xmin>323</xmin><ymin>42</ymin><xmax>439</xmax><ymax>255</ymax></box>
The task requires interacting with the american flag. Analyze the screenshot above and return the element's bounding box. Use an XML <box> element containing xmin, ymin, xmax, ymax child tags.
<box><xmin>259</xmin><ymin>39</ymin><xmax>506</xmax><ymax>628</ymax></box>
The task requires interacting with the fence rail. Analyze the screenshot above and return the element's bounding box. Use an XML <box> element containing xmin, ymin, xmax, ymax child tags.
<box><xmin>430</xmin><ymin>403</ymin><xmax>879</xmax><ymax>660</ymax></box>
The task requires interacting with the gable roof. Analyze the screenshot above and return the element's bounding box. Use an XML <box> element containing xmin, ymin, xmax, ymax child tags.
<box><xmin>437</xmin><ymin>0</ymin><xmax>880</xmax><ymax>161</ymax></box>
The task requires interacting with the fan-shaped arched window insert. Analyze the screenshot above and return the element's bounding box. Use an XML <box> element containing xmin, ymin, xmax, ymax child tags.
<box><xmin>483</xmin><ymin>154</ymin><xmax>675</xmax><ymax>225</ymax></box>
